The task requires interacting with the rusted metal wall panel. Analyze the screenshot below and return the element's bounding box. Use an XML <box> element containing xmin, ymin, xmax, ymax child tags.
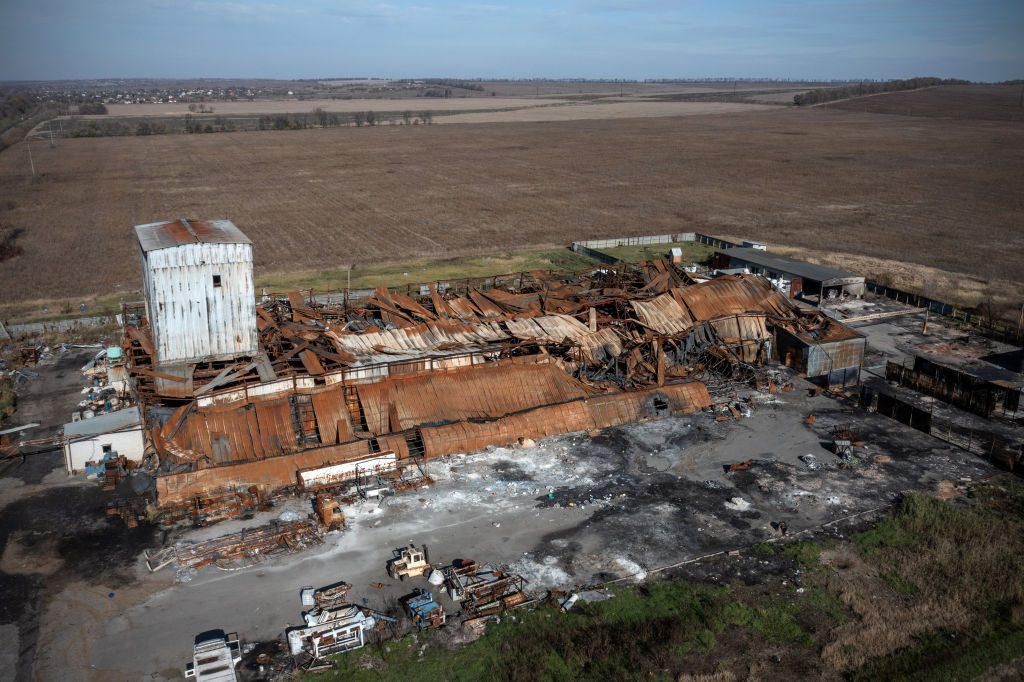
<box><xmin>255</xmin><ymin>398</ymin><xmax>298</xmax><ymax>454</ymax></box>
<box><xmin>775</xmin><ymin>328</ymin><xmax>864</xmax><ymax>379</ymax></box>
<box><xmin>377</xmin><ymin>433</ymin><xmax>412</xmax><ymax>460</ymax></box>
<box><xmin>806</xmin><ymin>337</ymin><xmax>865</xmax><ymax>377</ymax></box>
<box><xmin>420</xmin><ymin>381</ymin><xmax>711</xmax><ymax>458</ymax></box>
<box><xmin>310</xmin><ymin>386</ymin><xmax>350</xmax><ymax>445</ymax></box>
<box><xmin>156</xmin><ymin>440</ymin><xmax>371</xmax><ymax>506</ymax></box>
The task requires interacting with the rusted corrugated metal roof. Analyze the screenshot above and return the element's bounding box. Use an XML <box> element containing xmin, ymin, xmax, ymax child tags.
<box><xmin>505</xmin><ymin>314</ymin><xmax>623</xmax><ymax>364</ymax></box>
<box><xmin>326</xmin><ymin>320</ymin><xmax>508</xmax><ymax>366</ymax></box>
<box><xmin>357</xmin><ymin>360</ymin><xmax>596</xmax><ymax>434</ymax></box>
<box><xmin>709</xmin><ymin>314</ymin><xmax>769</xmax><ymax>342</ymax></box>
<box><xmin>420</xmin><ymin>381</ymin><xmax>711</xmax><ymax>458</ymax></box>
<box><xmin>630</xmin><ymin>293</ymin><xmax>694</xmax><ymax>335</ymax></box>
<box><xmin>789</xmin><ymin>318</ymin><xmax>865</xmax><ymax>344</ymax></box>
<box><xmin>156</xmin><ymin>379</ymin><xmax>711</xmax><ymax>505</ymax></box>
<box><xmin>135</xmin><ymin>218</ymin><xmax>251</xmax><ymax>252</ymax></box>
<box><xmin>674</xmin><ymin>275</ymin><xmax>794</xmax><ymax>322</ymax></box>
<box><xmin>164</xmin><ymin>394</ymin><xmax>300</xmax><ymax>464</ymax></box>
<box><xmin>630</xmin><ymin>278</ymin><xmax>789</xmax><ymax>335</ymax></box>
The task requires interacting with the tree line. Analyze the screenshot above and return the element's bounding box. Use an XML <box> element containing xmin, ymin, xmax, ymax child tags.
<box><xmin>793</xmin><ymin>77</ymin><xmax>969</xmax><ymax>106</ymax></box>
<box><xmin>0</xmin><ymin>90</ymin><xmax>67</xmax><ymax>153</ymax></box>
<box><xmin>61</xmin><ymin>109</ymin><xmax>437</xmax><ymax>138</ymax></box>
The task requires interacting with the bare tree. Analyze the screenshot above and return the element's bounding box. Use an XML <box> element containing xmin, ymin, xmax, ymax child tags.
<box><xmin>353</xmin><ymin>111</ymin><xmax>366</xmax><ymax>127</ymax></box>
<box><xmin>402</xmin><ymin>110</ymin><xmax>412</xmax><ymax>125</ymax></box>
<box><xmin>366</xmin><ymin>110</ymin><xmax>377</xmax><ymax>126</ymax></box>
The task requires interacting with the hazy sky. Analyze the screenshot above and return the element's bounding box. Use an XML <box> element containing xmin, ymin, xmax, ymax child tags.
<box><xmin>1</xmin><ymin>0</ymin><xmax>1021</xmax><ymax>82</ymax></box>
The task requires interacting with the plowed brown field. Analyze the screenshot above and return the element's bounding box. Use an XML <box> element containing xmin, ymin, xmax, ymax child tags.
<box><xmin>0</xmin><ymin>95</ymin><xmax>1021</xmax><ymax>304</ymax></box>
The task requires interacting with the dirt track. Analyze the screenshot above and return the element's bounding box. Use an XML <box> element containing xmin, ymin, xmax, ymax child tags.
<box><xmin>0</xmin><ymin>94</ymin><xmax>1021</xmax><ymax>304</ymax></box>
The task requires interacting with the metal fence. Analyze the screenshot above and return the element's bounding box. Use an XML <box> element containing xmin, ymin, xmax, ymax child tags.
<box><xmin>569</xmin><ymin>243</ymin><xmax>620</xmax><ymax>264</ymax></box>
<box><xmin>860</xmin><ymin>385</ymin><xmax>1022</xmax><ymax>474</ymax></box>
<box><xmin>570</xmin><ymin>232</ymin><xmax>741</xmax><ymax>265</ymax></box>
<box><xmin>571</xmin><ymin>233</ymin><xmax>698</xmax><ymax>249</ymax></box>
<box><xmin>886</xmin><ymin>359</ymin><xmax>1021</xmax><ymax>421</ymax></box>
<box><xmin>6</xmin><ymin>314</ymin><xmax>121</xmax><ymax>337</ymax></box>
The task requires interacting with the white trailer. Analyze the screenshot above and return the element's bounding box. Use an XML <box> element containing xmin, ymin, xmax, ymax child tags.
<box><xmin>297</xmin><ymin>451</ymin><xmax>398</xmax><ymax>490</ymax></box>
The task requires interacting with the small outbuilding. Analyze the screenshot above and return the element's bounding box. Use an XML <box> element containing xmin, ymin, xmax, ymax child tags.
<box><xmin>63</xmin><ymin>406</ymin><xmax>144</xmax><ymax>475</ymax></box>
<box><xmin>775</xmin><ymin>319</ymin><xmax>866</xmax><ymax>388</ymax></box>
<box><xmin>713</xmin><ymin>248</ymin><xmax>865</xmax><ymax>300</ymax></box>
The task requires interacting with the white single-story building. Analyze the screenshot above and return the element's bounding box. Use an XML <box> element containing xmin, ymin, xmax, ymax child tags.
<box><xmin>63</xmin><ymin>406</ymin><xmax>145</xmax><ymax>475</ymax></box>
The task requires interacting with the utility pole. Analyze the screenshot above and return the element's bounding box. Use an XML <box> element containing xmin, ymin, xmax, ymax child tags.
<box><xmin>26</xmin><ymin>141</ymin><xmax>35</xmax><ymax>176</ymax></box>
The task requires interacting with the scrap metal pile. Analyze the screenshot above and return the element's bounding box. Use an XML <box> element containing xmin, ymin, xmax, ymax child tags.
<box><xmin>143</xmin><ymin>519</ymin><xmax>323</xmax><ymax>573</ymax></box>
<box><xmin>125</xmin><ymin>263</ymin><xmax>840</xmax><ymax>400</ymax></box>
<box><xmin>442</xmin><ymin>560</ymin><xmax>530</xmax><ymax>620</ymax></box>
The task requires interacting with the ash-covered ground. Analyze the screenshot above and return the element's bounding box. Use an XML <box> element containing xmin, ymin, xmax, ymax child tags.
<box><xmin>0</xmin><ymin>339</ymin><xmax>999</xmax><ymax>681</ymax></box>
<box><xmin>80</xmin><ymin>381</ymin><xmax>992</xmax><ymax>679</ymax></box>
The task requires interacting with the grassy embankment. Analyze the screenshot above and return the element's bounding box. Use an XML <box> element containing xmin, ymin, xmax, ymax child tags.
<box><xmin>319</xmin><ymin>477</ymin><xmax>1024</xmax><ymax>681</ymax></box>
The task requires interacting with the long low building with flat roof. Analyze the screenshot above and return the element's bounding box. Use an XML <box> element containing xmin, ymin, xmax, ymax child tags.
<box><xmin>713</xmin><ymin>248</ymin><xmax>865</xmax><ymax>300</ymax></box>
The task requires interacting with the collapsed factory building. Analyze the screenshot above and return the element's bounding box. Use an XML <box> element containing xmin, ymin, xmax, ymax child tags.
<box><xmin>119</xmin><ymin>219</ymin><xmax>865</xmax><ymax>525</ymax></box>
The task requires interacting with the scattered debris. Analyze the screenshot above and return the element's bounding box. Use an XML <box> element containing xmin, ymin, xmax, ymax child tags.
<box><xmin>144</xmin><ymin>520</ymin><xmax>323</xmax><ymax>573</ymax></box>
<box><xmin>724</xmin><ymin>496</ymin><xmax>752</xmax><ymax>511</ymax></box>
<box><xmin>723</xmin><ymin>459</ymin><xmax>753</xmax><ymax>474</ymax></box>
<box><xmin>798</xmin><ymin>454</ymin><xmax>821</xmax><ymax>471</ymax></box>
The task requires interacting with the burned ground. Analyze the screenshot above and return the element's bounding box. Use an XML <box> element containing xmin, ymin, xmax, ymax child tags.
<box><xmin>0</xmin><ymin>349</ymin><xmax>162</xmax><ymax>681</ymax></box>
<box><xmin>511</xmin><ymin>398</ymin><xmax>993</xmax><ymax>592</ymax></box>
<box><xmin>318</xmin><ymin>476</ymin><xmax>1024</xmax><ymax>682</ymax></box>
<box><xmin>1</xmin><ymin>86</ymin><xmax>1022</xmax><ymax>305</ymax></box>
<box><xmin>0</xmin><ymin>483</ymin><xmax>161</xmax><ymax>680</ymax></box>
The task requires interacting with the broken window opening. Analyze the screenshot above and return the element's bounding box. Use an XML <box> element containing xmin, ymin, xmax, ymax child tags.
<box><xmin>212</xmin><ymin>274</ymin><xmax>222</xmax><ymax>288</ymax></box>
